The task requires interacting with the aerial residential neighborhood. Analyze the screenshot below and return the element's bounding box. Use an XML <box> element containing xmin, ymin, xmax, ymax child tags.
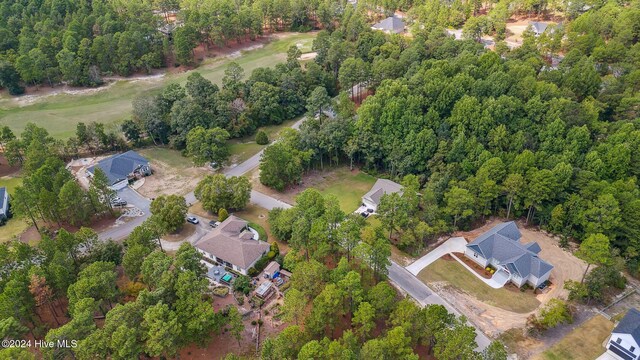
<box><xmin>1</xmin><ymin>0</ymin><xmax>640</xmax><ymax>359</ymax></box>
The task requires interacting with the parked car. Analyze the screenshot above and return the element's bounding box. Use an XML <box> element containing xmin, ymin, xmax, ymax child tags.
<box><xmin>275</xmin><ymin>278</ymin><xmax>284</xmax><ymax>287</ymax></box>
<box><xmin>366</xmin><ymin>208</ymin><xmax>374</xmax><ymax>213</ymax></box>
<box><xmin>360</xmin><ymin>211</ymin><xmax>369</xmax><ymax>218</ymax></box>
<box><xmin>208</xmin><ymin>220</ymin><xmax>220</xmax><ymax>228</ymax></box>
<box><xmin>187</xmin><ymin>216</ymin><xmax>199</xmax><ymax>224</ymax></box>
<box><xmin>111</xmin><ymin>200</ymin><xmax>127</xmax><ymax>207</ymax></box>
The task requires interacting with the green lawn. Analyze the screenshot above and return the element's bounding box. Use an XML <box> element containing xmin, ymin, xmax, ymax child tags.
<box><xmin>535</xmin><ymin>315</ymin><xmax>613</xmax><ymax>360</ymax></box>
<box><xmin>0</xmin><ymin>32</ymin><xmax>317</xmax><ymax>139</ymax></box>
<box><xmin>228</xmin><ymin>117</ymin><xmax>301</xmax><ymax>163</ymax></box>
<box><xmin>417</xmin><ymin>259</ymin><xmax>541</xmax><ymax>313</ymax></box>
<box><xmin>0</xmin><ymin>176</ymin><xmax>28</xmax><ymax>243</ymax></box>
<box><xmin>314</xmin><ymin>168</ymin><xmax>376</xmax><ymax>212</ymax></box>
<box><xmin>138</xmin><ymin>147</ymin><xmax>194</xmax><ymax>170</ymax></box>
<box><xmin>0</xmin><ymin>176</ymin><xmax>23</xmax><ymax>195</ymax></box>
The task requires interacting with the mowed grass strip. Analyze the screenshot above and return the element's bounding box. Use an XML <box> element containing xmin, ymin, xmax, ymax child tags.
<box><xmin>535</xmin><ymin>314</ymin><xmax>613</xmax><ymax>360</ymax></box>
<box><xmin>0</xmin><ymin>32</ymin><xmax>317</xmax><ymax>139</ymax></box>
<box><xmin>417</xmin><ymin>259</ymin><xmax>541</xmax><ymax>313</ymax></box>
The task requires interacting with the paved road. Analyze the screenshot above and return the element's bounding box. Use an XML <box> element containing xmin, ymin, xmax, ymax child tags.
<box><xmin>98</xmin><ymin>187</ymin><xmax>150</xmax><ymax>241</ymax></box>
<box><xmin>388</xmin><ymin>260</ymin><xmax>492</xmax><ymax>350</ymax></box>
<box><xmin>184</xmin><ymin>116</ymin><xmax>306</xmax><ymax>206</ymax></box>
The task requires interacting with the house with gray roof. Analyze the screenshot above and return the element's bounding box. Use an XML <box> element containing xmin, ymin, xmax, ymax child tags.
<box><xmin>601</xmin><ymin>308</ymin><xmax>640</xmax><ymax>360</ymax></box>
<box><xmin>195</xmin><ymin>215</ymin><xmax>270</xmax><ymax>276</ymax></box>
<box><xmin>528</xmin><ymin>21</ymin><xmax>554</xmax><ymax>36</ymax></box>
<box><xmin>0</xmin><ymin>187</ymin><xmax>9</xmax><ymax>223</ymax></box>
<box><xmin>362</xmin><ymin>179</ymin><xmax>403</xmax><ymax>212</ymax></box>
<box><xmin>371</xmin><ymin>16</ymin><xmax>406</xmax><ymax>34</ymax></box>
<box><xmin>464</xmin><ymin>222</ymin><xmax>553</xmax><ymax>288</ymax></box>
<box><xmin>87</xmin><ymin>150</ymin><xmax>152</xmax><ymax>190</ymax></box>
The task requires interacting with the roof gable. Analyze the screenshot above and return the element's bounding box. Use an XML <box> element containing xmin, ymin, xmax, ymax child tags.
<box><xmin>373</xmin><ymin>16</ymin><xmax>405</xmax><ymax>31</ymax></box>
<box><xmin>613</xmin><ymin>308</ymin><xmax>640</xmax><ymax>344</ymax></box>
<box><xmin>195</xmin><ymin>215</ymin><xmax>270</xmax><ymax>269</ymax></box>
<box><xmin>363</xmin><ymin>179</ymin><xmax>403</xmax><ymax>206</ymax></box>
<box><xmin>89</xmin><ymin>151</ymin><xmax>149</xmax><ymax>185</ymax></box>
<box><xmin>466</xmin><ymin>222</ymin><xmax>553</xmax><ymax>278</ymax></box>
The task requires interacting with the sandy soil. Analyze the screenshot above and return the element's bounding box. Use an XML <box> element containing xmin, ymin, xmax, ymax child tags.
<box><xmin>137</xmin><ymin>159</ymin><xmax>209</xmax><ymax>199</ymax></box>
<box><xmin>444</xmin><ymin>218</ymin><xmax>588</xmax><ymax>337</ymax></box>
<box><xmin>0</xmin><ymin>154</ymin><xmax>20</xmax><ymax>177</ymax></box>
<box><xmin>179</xmin><ymin>287</ymin><xmax>289</xmax><ymax>359</ymax></box>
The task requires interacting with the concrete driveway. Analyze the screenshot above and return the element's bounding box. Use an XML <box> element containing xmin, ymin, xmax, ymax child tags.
<box><xmin>406</xmin><ymin>237</ymin><xmax>467</xmax><ymax>275</ymax></box>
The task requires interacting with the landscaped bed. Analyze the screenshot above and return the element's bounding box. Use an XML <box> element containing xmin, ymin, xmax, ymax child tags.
<box><xmin>417</xmin><ymin>258</ymin><xmax>541</xmax><ymax>313</ymax></box>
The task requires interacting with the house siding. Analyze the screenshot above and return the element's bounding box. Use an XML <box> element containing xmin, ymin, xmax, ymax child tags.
<box><xmin>607</xmin><ymin>333</ymin><xmax>640</xmax><ymax>360</ymax></box>
<box><xmin>464</xmin><ymin>248</ymin><xmax>488</xmax><ymax>267</ymax></box>
<box><xmin>362</xmin><ymin>198</ymin><xmax>377</xmax><ymax>211</ymax></box>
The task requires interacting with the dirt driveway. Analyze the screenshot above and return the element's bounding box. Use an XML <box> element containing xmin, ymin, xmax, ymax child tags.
<box><xmin>446</xmin><ymin>219</ymin><xmax>588</xmax><ymax>336</ymax></box>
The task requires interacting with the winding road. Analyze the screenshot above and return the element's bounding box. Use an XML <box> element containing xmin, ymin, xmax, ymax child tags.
<box><xmin>96</xmin><ymin>115</ymin><xmax>490</xmax><ymax>350</ymax></box>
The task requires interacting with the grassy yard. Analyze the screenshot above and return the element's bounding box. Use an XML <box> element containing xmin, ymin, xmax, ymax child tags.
<box><xmin>0</xmin><ymin>176</ymin><xmax>28</xmax><ymax>243</ymax></box>
<box><xmin>535</xmin><ymin>315</ymin><xmax>613</xmax><ymax>360</ymax></box>
<box><xmin>417</xmin><ymin>259</ymin><xmax>541</xmax><ymax>313</ymax></box>
<box><xmin>138</xmin><ymin>147</ymin><xmax>194</xmax><ymax>170</ymax></box>
<box><xmin>0</xmin><ymin>32</ymin><xmax>317</xmax><ymax>139</ymax></box>
<box><xmin>0</xmin><ymin>175</ymin><xmax>23</xmax><ymax>194</ymax></box>
<box><xmin>316</xmin><ymin>169</ymin><xmax>376</xmax><ymax>212</ymax></box>
<box><xmin>228</xmin><ymin>117</ymin><xmax>301</xmax><ymax>164</ymax></box>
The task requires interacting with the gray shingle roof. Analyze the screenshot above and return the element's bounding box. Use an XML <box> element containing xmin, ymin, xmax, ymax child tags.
<box><xmin>613</xmin><ymin>308</ymin><xmax>640</xmax><ymax>344</ymax></box>
<box><xmin>363</xmin><ymin>179</ymin><xmax>403</xmax><ymax>206</ymax></box>
<box><xmin>195</xmin><ymin>215</ymin><xmax>270</xmax><ymax>270</ymax></box>
<box><xmin>529</xmin><ymin>21</ymin><xmax>549</xmax><ymax>34</ymax></box>
<box><xmin>88</xmin><ymin>150</ymin><xmax>149</xmax><ymax>185</ymax></box>
<box><xmin>0</xmin><ymin>187</ymin><xmax>6</xmax><ymax>213</ymax></box>
<box><xmin>372</xmin><ymin>16</ymin><xmax>406</xmax><ymax>33</ymax></box>
<box><xmin>466</xmin><ymin>222</ymin><xmax>553</xmax><ymax>279</ymax></box>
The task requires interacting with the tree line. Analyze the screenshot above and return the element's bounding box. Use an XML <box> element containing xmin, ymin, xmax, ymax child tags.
<box><xmin>0</xmin><ymin>0</ymin><xmax>354</xmax><ymax>94</ymax></box>
<box><xmin>255</xmin><ymin>3</ymin><xmax>640</xmax><ymax>276</ymax></box>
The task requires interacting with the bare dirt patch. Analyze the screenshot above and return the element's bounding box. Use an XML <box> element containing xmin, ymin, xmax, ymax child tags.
<box><xmin>137</xmin><ymin>158</ymin><xmax>210</xmax><ymax>199</ymax></box>
<box><xmin>435</xmin><ymin>218</ymin><xmax>589</xmax><ymax>338</ymax></box>
<box><xmin>0</xmin><ymin>154</ymin><xmax>20</xmax><ymax>177</ymax></box>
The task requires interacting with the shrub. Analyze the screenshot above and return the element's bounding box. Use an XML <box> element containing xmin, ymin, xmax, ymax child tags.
<box><xmin>233</xmin><ymin>275</ymin><xmax>252</xmax><ymax>295</ymax></box>
<box><xmin>124</xmin><ymin>281</ymin><xmax>146</xmax><ymax>297</ymax></box>
<box><xmin>248</xmin><ymin>267</ymin><xmax>258</xmax><ymax>277</ymax></box>
<box><xmin>251</xmin><ymin>320</ymin><xmax>257</xmax><ymax>325</ymax></box>
<box><xmin>270</xmin><ymin>241</ymin><xmax>280</xmax><ymax>255</ymax></box>
<box><xmin>257</xmin><ymin>319</ymin><xmax>264</xmax><ymax>326</ymax></box>
<box><xmin>267</xmin><ymin>251</ymin><xmax>275</xmax><ymax>259</ymax></box>
<box><xmin>255</xmin><ymin>130</ymin><xmax>269</xmax><ymax>145</ymax></box>
<box><xmin>218</xmin><ymin>208</ymin><xmax>229</xmax><ymax>222</ymax></box>
<box><xmin>212</xmin><ymin>286</ymin><xmax>230</xmax><ymax>297</ymax></box>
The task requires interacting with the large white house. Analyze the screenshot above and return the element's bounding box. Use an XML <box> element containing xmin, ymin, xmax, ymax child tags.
<box><xmin>194</xmin><ymin>215</ymin><xmax>270</xmax><ymax>276</ymax></box>
<box><xmin>361</xmin><ymin>179</ymin><xmax>403</xmax><ymax>212</ymax></box>
<box><xmin>600</xmin><ymin>308</ymin><xmax>640</xmax><ymax>360</ymax></box>
<box><xmin>464</xmin><ymin>222</ymin><xmax>553</xmax><ymax>288</ymax></box>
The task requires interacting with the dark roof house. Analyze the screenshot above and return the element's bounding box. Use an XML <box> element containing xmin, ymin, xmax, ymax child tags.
<box><xmin>604</xmin><ymin>308</ymin><xmax>640</xmax><ymax>360</ymax></box>
<box><xmin>88</xmin><ymin>151</ymin><xmax>151</xmax><ymax>187</ymax></box>
<box><xmin>371</xmin><ymin>16</ymin><xmax>406</xmax><ymax>34</ymax></box>
<box><xmin>465</xmin><ymin>222</ymin><xmax>553</xmax><ymax>287</ymax></box>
